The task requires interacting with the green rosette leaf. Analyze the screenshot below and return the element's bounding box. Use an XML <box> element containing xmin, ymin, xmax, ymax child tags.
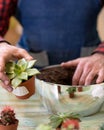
<box><xmin>5</xmin><ymin>61</ymin><xmax>15</xmax><ymax>73</ymax></box>
<box><xmin>26</xmin><ymin>68</ymin><xmax>40</xmax><ymax>76</ymax></box>
<box><xmin>17</xmin><ymin>72</ymin><xmax>28</xmax><ymax>80</ymax></box>
<box><xmin>27</xmin><ymin>60</ymin><xmax>36</xmax><ymax>69</ymax></box>
<box><xmin>12</xmin><ymin>78</ymin><xmax>22</xmax><ymax>88</ymax></box>
<box><xmin>17</xmin><ymin>58</ymin><xmax>28</xmax><ymax>71</ymax></box>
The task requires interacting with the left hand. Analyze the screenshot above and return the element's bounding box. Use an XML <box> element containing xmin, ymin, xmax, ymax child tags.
<box><xmin>61</xmin><ymin>53</ymin><xmax>104</xmax><ymax>86</ymax></box>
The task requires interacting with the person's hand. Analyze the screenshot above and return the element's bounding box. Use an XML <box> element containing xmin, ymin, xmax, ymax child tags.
<box><xmin>61</xmin><ymin>53</ymin><xmax>104</xmax><ymax>86</ymax></box>
<box><xmin>0</xmin><ymin>43</ymin><xmax>33</xmax><ymax>92</ymax></box>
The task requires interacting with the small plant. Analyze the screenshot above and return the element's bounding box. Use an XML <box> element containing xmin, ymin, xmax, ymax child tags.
<box><xmin>35</xmin><ymin>113</ymin><xmax>81</xmax><ymax>130</ymax></box>
<box><xmin>66</xmin><ymin>87</ymin><xmax>76</xmax><ymax>98</ymax></box>
<box><xmin>49</xmin><ymin>112</ymin><xmax>80</xmax><ymax>129</ymax></box>
<box><xmin>0</xmin><ymin>106</ymin><xmax>18</xmax><ymax>126</ymax></box>
<box><xmin>5</xmin><ymin>58</ymin><xmax>40</xmax><ymax>88</ymax></box>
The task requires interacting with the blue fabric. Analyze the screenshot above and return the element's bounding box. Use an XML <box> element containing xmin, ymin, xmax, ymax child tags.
<box><xmin>17</xmin><ymin>0</ymin><xmax>102</xmax><ymax>65</ymax></box>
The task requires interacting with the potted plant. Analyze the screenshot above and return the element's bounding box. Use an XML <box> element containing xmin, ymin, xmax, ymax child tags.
<box><xmin>35</xmin><ymin>112</ymin><xmax>80</xmax><ymax>130</ymax></box>
<box><xmin>66</xmin><ymin>87</ymin><xmax>76</xmax><ymax>98</ymax></box>
<box><xmin>0</xmin><ymin>106</ymin><xmax>19</xmax><ymax>130</ymax></box>
<box><xmin>5</xmin><ymin>58</ymin><xmax>40</xmax><ymax>99</ymax></box>
<box><xmin>49</xmin><ymin>112</ymin><xmax>81</xmax><ymax>130</ymax></box>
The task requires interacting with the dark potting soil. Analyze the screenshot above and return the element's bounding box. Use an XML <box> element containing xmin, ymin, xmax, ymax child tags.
<box><xmin>36</xmin><ymin>66</ymin><xmax>76</xmax><ymax>85</ymax></box>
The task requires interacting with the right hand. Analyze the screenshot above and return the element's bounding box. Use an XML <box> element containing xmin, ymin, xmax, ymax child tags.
<box><xmin>0</xmin><ymin>42</ymin><xmax>33</xmax><ymax>92</ymax></box>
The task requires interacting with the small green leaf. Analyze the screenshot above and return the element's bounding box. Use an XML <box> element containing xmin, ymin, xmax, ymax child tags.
<box><xmin>17</xmin><ymin>58</ymin><xmax>27</xmax><ymax>71</ymax></box>
<box><xmin>66</xmin><ymin>87</ymin><xmax>76</xmax><ymax>94</ymax></box>
<box><xmin>18</xmin><ymin>72</ymin><xmax>28</xmax><ymax>80</ymax></box>
<box><xmin>49</xmin><ymin>118</ymin><xmax>63</xmax><ymax>128</ymax></box>
<box><xmin>27</xmin><ymin>60</ymin><xmax>36</xmax><ymax>69</ymax></box>
<box><xmin>14</xmin><ymin>64</ymin><xmax>22</xmax><ymax>74</ymax></box>
<box><xmin>12</xmin><ymin>78</ymin><xmax>22</xmax><ymax>88</ymax></box>
<box><xmin>7</xmin><ymin>73</ymin><xmax>16</xmax><ymax>79</ymax></box>
<box><xmin>26</xmin><ymin>68</ymin><xmax>40</xmax><ymax>76</ymax></box>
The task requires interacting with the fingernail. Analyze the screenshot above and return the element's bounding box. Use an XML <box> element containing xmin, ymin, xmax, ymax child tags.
<box><xmin>4</xmin><ymin>80</ymin><xmax>9</xmax><ymax>85</ymax></box>
<box><xmin>61</xmin><ymin>62</ymin><xmax>64</xmax><ymax>65</ymax></box>
<box><xmin>7</xmin><ymin>87</ymin><xmax>13</xmax><ymax>92</ymax></box>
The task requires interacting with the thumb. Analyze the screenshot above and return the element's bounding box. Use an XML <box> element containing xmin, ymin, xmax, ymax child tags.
<box><xmin>0</xmin><ymin>58</ymin><xmax>5</xmax><ymax>72</ymax></box>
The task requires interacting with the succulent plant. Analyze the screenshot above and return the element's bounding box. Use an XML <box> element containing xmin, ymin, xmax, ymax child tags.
<box><xmin>66</xmin><ymin>87</ymin><xmax>76</xmax><ymax>98</ymax></box>
<box><xmin>49</xmin><ymin>112</ymin><xmax>80</xmax><ymax>129</ymax></box>
<box><xmin>66</xmin><ymin>87</ymin><xmax>76</xmax><ymax>94</ymax></box>
<box><xmin>0</xmin><ymin>106</ymin><xmax>18</xmax><ymax>126</ymax></box>
<box><xmin>5</xmin><ymin>58</ymin><xmax>40</xmax><ymax>88</ymax></box>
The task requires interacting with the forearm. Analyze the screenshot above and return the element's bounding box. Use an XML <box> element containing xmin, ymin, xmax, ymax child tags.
<box><xmin>0</xmin><ymin>0</ymin><xmax>18</xmax><ymax>37</ymax></box>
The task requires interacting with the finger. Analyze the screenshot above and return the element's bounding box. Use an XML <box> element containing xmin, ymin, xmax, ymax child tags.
<box><xmin>0</xmin><ymin>58</ymin><xmax>6</xmax><ymax>72</ymax></box>
<box><xmin>14</xmin><ymin>48</ymin><xmax>33</xmax><ymax>60</ymax></box>
<box><xmin>0</xmin><ymin>58</ymin><xmax>13</xmax><ymax>92</ymax></box>
<box><xmin>72</xmin><ymin>64</ymin><xmax>83</xmax><ymax>85</ymax></box>
<box><xmin>78</xmin><ymin>64</ymin><xmax>92</xmax><ymax>85</ymax></box>
<box><xmin>0</xmin><ymin>80</ymin><xmax>13</xmax><ymax>92</ymax></box>
<box><xmin>96</xmin><ymin>69</ymin><xmax>104</xmax><ymax>84</ymax></box>
<box><xmin>61</xmin><ymin>59</ymin><xmax>80</xmax><ymax>68</ymax></box>
<box><xmin>85</xmin><ymin>70</ymin><xmax>97</xmax><ymax>85</ymax></box>
<box><xmin>0</xmin><ymin>72</ymin><xmax>13</xmax><ymax>92</ymax></box>
<box><xmin>0</xmin><ymin>72</ymin><xmax>9</xmax><ymax>83</ymax></box>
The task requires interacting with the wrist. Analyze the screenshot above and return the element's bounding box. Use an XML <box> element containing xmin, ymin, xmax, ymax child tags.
<box><xmin>92</xmin><ymin>42</ymin><xmax>104</xmax><ymax>55</ymax></box>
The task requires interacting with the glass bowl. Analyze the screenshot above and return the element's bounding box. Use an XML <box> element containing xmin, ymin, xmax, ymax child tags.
<box><xmin>35</xmin><ymin>65</ymin><xmax>104</xmax><ymax>117</ymax></box>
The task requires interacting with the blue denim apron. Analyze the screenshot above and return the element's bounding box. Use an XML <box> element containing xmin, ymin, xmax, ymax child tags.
<box><xmin>17</xmin><ymin>0</ymin><xmax>102</xmax><ymax>65</ymax></box>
